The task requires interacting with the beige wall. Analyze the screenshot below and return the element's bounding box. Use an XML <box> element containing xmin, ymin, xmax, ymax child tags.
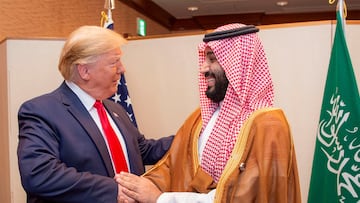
<box><xmin>0</xmin><ymin>0</ymin><xmax>170</xmax><ymax>39</ymax></box>
<box><xmin>0</xmin><ymin>40</ymin><xmax>11</xmax><ymax>203</ymax></box>
<box><xmin>3</xmin><ymin>39</ymin><xmax>66</xmax><ymax>203</ymax></box>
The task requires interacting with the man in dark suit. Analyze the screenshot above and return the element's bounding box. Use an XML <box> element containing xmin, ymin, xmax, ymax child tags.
<box><xmin>17</xmin><ymin>25</ymin><xmax>173</xmax><ymax>203</ymax></box>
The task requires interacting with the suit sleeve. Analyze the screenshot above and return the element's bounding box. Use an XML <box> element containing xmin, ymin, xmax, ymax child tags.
<box><xmin>136</xmin><ymin>134</ymin><xmax>174</xmax><ymax>165</ymax></box>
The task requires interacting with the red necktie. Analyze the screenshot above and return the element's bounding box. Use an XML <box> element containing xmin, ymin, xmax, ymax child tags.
<box><xmin>94</xmin><ymin>100</ymin><xmax>129</xmax><ymax>173</ymax></box>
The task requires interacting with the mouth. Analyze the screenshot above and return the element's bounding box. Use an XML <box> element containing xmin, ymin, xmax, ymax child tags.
<box><xmin>206</xmin><ymin>77</ymin><xmax>215</xmax><ymax>87</ymax></box>
<box><xmin>113</xmin><ymin>79</ymin><xmax>119</xmax><ymax>86</ymax></box>
<box><xmin>204</xmin><ymin>72</ymin><xmax>215</xmax><ymax>87</ymax></box>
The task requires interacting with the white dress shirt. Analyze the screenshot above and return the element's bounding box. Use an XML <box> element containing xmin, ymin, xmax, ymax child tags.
<box><xmin>157</xmin><ymin>106</ymin><xmax>221</xmax><ymax>203</ymax></box>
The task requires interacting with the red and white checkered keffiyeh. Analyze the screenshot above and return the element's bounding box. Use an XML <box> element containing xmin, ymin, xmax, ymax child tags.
<box><xmin>198</xmin><ymin>23</ymin><xmax>274</xmax><ymax>182</ymax></box>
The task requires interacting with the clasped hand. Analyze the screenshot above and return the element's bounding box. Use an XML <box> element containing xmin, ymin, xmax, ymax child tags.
<box><xmin>115</xmin><ymin>172</ymin><xmax>162</xmax><ymax>203</ymax></box>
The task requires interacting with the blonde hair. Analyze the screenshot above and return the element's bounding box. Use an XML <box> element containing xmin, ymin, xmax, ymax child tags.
<box><xmin>58</xmin><ymin>25</ymin><xmax>127</xmax><ymax>80</ymax></box>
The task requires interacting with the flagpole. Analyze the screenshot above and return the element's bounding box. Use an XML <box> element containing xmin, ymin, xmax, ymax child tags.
<box><xmin>337</xmin><ymin>0</ymin><xmax>346</xmax><ymax>32</ymax></box>
<box><xmin>104</xmin><ymin>0</ymin><xmax>115</xmax><ymax>12</ymax></box>
<box><xmin>104</xmin><ymin>0</ymin><xmax>114</xmax><ymax>20</ymax></box>
<box><xmin>104</xmin><ymin>0</ymin><xmax>115</xmax><ymax>29</ymax></box>
<box><xmin>338</xmin><ymin>0</ymin><xmax>343</xmax><ymax>18</ymax></box>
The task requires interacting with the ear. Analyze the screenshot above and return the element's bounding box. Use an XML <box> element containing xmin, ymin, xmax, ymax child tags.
<box><xmin>77</xmin><ymin>64</ymin><xmax>91</xmax><ymax>81</ymax></box>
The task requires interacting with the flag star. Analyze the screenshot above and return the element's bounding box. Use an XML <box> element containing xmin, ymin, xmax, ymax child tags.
<box><xmin>125</xmin><ymin>95</ymin><xmax>132</xmax><ymax>107</ymax></box>
<box><xmin>118</xmin><ymin>80</ymin><xmax>127</xmax><ymax>86</ymax></box>
<box><xmin>112</xmin><ymin>93</ymin><xmax>121</xmax><ymax>103</ymax></box>
<box><xmin>127</xmin><ymin>112</ymin><xmax>134</xmax><ymax>121</ymax></box>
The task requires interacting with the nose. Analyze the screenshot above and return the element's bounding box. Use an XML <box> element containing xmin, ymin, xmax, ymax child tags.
<box><xmin>117</xmin><ymin>60</ymin><xmax>126</xmax><ymax>74</ymax></box>
<box><xmin>200</xmin><ymin>61</ymin><xmax>210</xmax><ymax>74</ymax></box>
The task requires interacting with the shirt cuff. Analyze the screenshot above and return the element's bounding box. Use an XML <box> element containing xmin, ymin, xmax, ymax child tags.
<box><xmin>156</xmin><ymin>189</ymin><xmax>216</xmax><ymax>203</ymax></box>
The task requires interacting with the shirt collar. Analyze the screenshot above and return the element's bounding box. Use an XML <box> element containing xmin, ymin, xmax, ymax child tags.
<box><xmin>65</xmin><ymin>80</ymin><xmax>96</xmax><ymax>111</ymax></box>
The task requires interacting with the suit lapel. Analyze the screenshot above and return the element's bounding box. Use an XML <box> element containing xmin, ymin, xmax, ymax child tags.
<box><xmin>59</xmin><ymin>82</ymin><xmax>115</xmax><ymax>176</ymax></box>
<box><xmin>103</xmin><ymin>100</ymin><xmax>132</xmax><ymax>143</ymax></box>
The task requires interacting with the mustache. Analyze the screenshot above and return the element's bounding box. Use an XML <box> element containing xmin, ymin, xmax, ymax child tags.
<box><xmin>204</xmin><ymin>71</ymin><xmax>214</xmax><ymax>78</ymax></box>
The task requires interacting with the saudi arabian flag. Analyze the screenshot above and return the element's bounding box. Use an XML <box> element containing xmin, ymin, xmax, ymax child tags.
<box><xmin>307</xmin><ymin>9</ymin><xmax>360</xmax><ymax>203</ymax></box>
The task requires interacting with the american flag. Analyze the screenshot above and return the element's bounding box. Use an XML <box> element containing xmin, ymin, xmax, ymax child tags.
<box><xmin>111</xmin><ymin>75</ymin><xmax>138</xmax><ymax>128</ymax></box>
<box><xmin>101</xmin><ymin>1</ymin><xmax>138</xmax><ymax>128</ymax></box>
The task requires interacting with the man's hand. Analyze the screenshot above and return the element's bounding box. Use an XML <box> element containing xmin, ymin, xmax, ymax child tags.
<box><xmin>117</xmin><ymin>177</ymin><xmax>136</xmax><ymax>203</ymax></box>
<box><xmin>114</xmin><ymin>172</ymin><xmax>162</xmax><ymax>203</ymax></box>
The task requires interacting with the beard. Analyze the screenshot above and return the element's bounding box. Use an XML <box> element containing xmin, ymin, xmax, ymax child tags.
<box><xmin>205</xmin><ymin>71</ymin><xmax>229</xmax><ymax>103</ymax></box>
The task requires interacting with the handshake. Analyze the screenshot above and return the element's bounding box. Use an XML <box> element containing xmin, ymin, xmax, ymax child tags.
<box><xmin>115</xmin><ymin>172</ymin><xmax>161</xmax><ymax>203</ymax></box>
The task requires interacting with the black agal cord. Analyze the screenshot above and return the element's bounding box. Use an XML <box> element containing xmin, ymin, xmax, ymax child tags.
<box><xmin>203</xmin><ymin>25</ymin><xmax>259</xmax><ymax>42</ymax></box>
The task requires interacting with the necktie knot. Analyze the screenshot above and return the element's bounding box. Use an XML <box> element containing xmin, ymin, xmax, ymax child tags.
<box><xmin>93</xmin><ymin>100</ymin><xmax>103</xmax><ymax>109</ymax></box>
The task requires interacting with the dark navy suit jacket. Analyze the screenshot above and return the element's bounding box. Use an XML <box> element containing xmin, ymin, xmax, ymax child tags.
<box><xmin>17</xmin><ymin>82</ymin><xmax>173</xmax><ymax>203</ymax></box>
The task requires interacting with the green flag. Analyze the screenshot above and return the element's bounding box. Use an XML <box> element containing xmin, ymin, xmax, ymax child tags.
<box><xmin>307</xmin><ymin>10</ymin><xmax>360</xmax><ymax>203</ymax></box>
